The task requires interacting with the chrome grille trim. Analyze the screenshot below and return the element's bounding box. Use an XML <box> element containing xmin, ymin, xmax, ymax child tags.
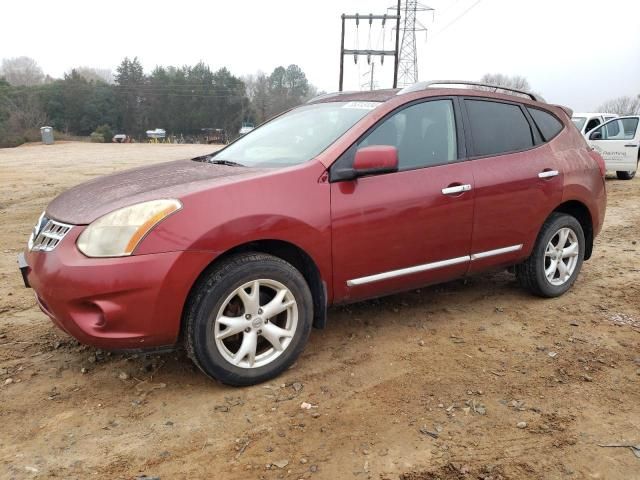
<box><xmin>30</xmin><ymin>218</ymin><xmax>73</xmax><ymax>252</ymax></box>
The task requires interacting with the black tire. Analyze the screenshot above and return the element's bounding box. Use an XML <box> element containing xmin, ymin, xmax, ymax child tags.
<box><xmin>617</xmin><ymin>158</ymin><xmax>639</xmax><ymax>180</ymax></box>
<box><xmin>184</xmin><ymin>252</ymin><xmax>313</xmax><ymax>386</ymax></box>
<box><xmin>616</xmin><ymin>170</ymin><xmax>636</xmax><ymax>180</ymax></box>
<box><xmin>515</xmin><ymin>213</ymin><xmax>585</xmax><ymax>298</ymax></box>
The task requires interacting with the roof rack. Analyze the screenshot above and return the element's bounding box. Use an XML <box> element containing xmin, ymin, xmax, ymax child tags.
<box><xmin>397</xmin><ymin>80</ymin><xmax>545</xmax><ymax>103</ymax></box>
<box><xmin>306</xmin><ymin>91</ymin><xmax>358</xmax><ymax>104</ymax></box>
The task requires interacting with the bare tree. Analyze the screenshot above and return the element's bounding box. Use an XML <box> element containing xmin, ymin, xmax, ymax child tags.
<box><xmin>243</xmin><ymin>72</ymin><xmax>271</xmax><ymax>124</ymax></box>
<box><xmin>1</xmin><ymin>93</ymin><xmax>47</xmax><ymax>133</ymax></box>
<box><xmin>597</xmin><ymin>95</ymin><xmax>640</xmax><ymax>115</ymax></box>
<box><xmin>478</xmin><ymin>73</ymin><xmax>531</xmax><ymax>91</ymax></box>
<box><xmin>71</xmin><ymin>67</ymin><xmax>114</xmax><ymax>84</ymax></box>
<box><xmin>0</xmin><ymin>57</ymin><xmax>45</xmax><ymax>86</ymax></box>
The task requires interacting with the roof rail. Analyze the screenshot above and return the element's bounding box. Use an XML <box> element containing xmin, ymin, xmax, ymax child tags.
<box><xmin>397</xmin><ymin>80</ymin><xmax>545</xmax><ymax>103</ymax></box>
<box><xmin>306</xmin><ymin>91</ymin><xmax>358</xmax><ymax>104</ymax></box>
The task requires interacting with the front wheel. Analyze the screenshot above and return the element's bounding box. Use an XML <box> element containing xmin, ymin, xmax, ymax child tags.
<box><xmin>185</xmin><ymin>253</ymin><xmax>313</xmax><ymax>386</ymax></box>
<box><xmin>616</xmin><ymin>170</ymin><xmax>636</xmax><ymax>180</ymax></box>
<box><xmin>617</xmin><ymin>158</ymin><xmax>639</xmax><ymax>180</ymax></box>
<box><xmin>516</xmin><ymin>213</ymin><xmax>585</xmax><ymax>298</ymax></box>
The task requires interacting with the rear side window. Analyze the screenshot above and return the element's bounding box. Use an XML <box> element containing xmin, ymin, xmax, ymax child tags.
<box><xmin>527</xmin><ymin>107</ymin><xmax>563</xmax><ymax>141</ymax></box>
<box><xmin>465</xmin><ymin>100</ymin><xmax>533</xmax><ymax>156</ymax></box>
<box><xmin>572</xmin><ymin>117</ymin><xmax>586</xmax><ymax>131</ymax></box>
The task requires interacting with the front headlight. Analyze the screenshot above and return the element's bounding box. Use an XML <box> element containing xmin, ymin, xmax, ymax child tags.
<box><xmin>77</xmin><ymin>199</ymin><xmax>182</xmax><ymax>257</ymax></box>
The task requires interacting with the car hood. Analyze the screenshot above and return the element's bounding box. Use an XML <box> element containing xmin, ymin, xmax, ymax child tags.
<box><xmin>46</xmin><ymin>158</ymin><xmax>266</xmax><ymax>224</ymax></box>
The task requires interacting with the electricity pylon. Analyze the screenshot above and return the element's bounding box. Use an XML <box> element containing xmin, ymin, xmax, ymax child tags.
<box><xmin>396</xmin><ymin>1</ymin><xmax>434</xmax><ymax>87</ymax></box>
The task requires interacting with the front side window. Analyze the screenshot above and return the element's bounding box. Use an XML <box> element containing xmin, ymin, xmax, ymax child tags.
<box><xmin>585</xmin><ymin>117</ymin><xmax>601</xmax><ymax>133</ymax></box>
<box><xmin>527</xmin><ymin>107</ymin><xmax>563</xmax><ymax>141</ymax></box>
<box><xmin>591</xmin><ymin>118</ymin><xmax>639</xmax><ymax>140</ymax></box>
<box><xmin>358</xmin><ymin>99</ymin><xmax>458</xmax><ymax>170</ymax></box>
<box><xmin>465</xmin><ymin>99</ymin><xmax>533</xmax><ymax>156</ymax></box>
<box><xmin>212</xmin><ymin>101</ymin><xmax>379</xmax><ymax>168</ymax></box>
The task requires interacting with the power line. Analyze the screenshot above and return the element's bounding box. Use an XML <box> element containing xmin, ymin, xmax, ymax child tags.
<box><xmin>431</xmin><ymin>0</ymin><xmax>483</xmax><ymax>39</ymax></box>
<box><xmin>1</xmin><ymin>83</ymin><xmax>248</xmax><ymax>98</ymax></box>
<box><xmin>339</xmin><ymin>10</ymin><xmax>401</xmax><ymax>91</ymax></box>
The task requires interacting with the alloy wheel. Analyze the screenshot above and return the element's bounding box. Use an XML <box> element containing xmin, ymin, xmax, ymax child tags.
<box><xmin>544</xmin><ymin>227</ymin><xmax>580</xmax><ymax>286</ymax></box>
<box><xmin>213</xmin><ymin>279</ymin><xmax>298</xmax><ymax>368</ymax></box>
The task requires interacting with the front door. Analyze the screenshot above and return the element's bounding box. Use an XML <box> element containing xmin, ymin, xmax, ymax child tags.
<box><xmin>587</xmin><ymin>116</ymin><xmax>640</xmax><ymax>174</ymax></box>
<box><xmin>330</xmin><ymin>98</ymin><xmax>475</xmax><ymax>303</ymax></box>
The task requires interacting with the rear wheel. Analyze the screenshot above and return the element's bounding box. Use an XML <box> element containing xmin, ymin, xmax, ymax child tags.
<box><xmin>516</xmin><ymin>213</ymin><xmax>585</xmax><ymax>298</ymax></box>
<box><xmin>185</xmin><ymin>253</ymin><xmax>313</xmax><ymax>386</ymax></box>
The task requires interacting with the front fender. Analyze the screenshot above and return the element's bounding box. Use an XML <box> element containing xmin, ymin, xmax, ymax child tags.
<box><xmin>134</xmin><ymin>160</ymin><xmax>333</xmax><ymax>300</ymax></box>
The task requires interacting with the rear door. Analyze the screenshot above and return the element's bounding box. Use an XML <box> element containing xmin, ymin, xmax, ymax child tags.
<box><xmin>330</xmin><ymin>98</ymin><xmax>474</xmax><ymax>303</ymax></box>
<box><xmin>461</xmin><ymin>99</ymin><xmax>564</xmax><ymax>273</ymax></box>
<box><xmin>587</xmin><ymin>116</ymin><xmax>640</xmax><ymax>173</ymax></box>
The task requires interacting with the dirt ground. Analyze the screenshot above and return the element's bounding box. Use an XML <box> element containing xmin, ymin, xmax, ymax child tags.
<box><xmin>0</xmin><ymin>142</ymin><xmax>639</xmax><ymax>480</ymax></box>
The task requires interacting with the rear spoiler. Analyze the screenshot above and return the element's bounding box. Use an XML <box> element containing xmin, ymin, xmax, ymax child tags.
<box><xmin>551</xmin><ymin>104</ymin><xmax>573</xmax><ymax>118</ymax></box>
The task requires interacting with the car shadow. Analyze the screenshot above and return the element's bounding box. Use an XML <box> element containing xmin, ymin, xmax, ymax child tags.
<box><xmin>47</xmin><ymin>269</ymin><xmax>533</xmax><ymax>392</ymax></box>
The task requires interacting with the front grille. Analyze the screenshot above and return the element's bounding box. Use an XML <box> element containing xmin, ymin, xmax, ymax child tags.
<box><xmin>29</xmin><ymin>217</ymin><xmax>73</xmax><ymax>252</ymax></box>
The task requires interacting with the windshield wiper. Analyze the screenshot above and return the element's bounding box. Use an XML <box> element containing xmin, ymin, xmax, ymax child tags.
<box><xmin>207</xmin><ymin>158</ymin><xmax>245</xmax><ymax>167</ymax></box>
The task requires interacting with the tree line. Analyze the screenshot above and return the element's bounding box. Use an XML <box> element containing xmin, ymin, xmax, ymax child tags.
<box><xmin>0</xmin><ymin>56</ymin><xmax>318</xmax><ymax>147</ymax></box>
<box><xmin>2</xmin><ymin>58</ymin><xmax>638</xmax><ymax>149</ymax></box>
<box><xmin>480</xmin><ymin>73</ymin><xmax>640</xmax><ymax>116</ymax></box>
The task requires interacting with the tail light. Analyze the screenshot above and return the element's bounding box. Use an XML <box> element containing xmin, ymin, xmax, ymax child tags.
<box><xmin>589</xmin><ymin>149</ymin><xmax>606</xmax><ymax>177</ymax></box>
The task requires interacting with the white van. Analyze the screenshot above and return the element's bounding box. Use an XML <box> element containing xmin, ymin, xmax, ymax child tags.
<box><xmin>572</xmin><ymin>112</ymin><xmax>618</xmax><ymax>136</ymax></box>
<box><xmin>586</xmin><ymin>116</ymin><xmax>640</xmax><ymax>180</ymax></box>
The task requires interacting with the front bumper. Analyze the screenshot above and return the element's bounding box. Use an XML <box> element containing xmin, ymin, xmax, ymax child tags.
<box><xmin>22</xmin><ymin>227</ymin><xmax>215</xmax><ymax>350</ymax></box>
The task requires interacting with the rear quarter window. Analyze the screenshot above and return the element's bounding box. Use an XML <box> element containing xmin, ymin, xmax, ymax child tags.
<box><xmin>527</xmin><ymin>107</ymin><xmax>564</xmax><ymax>141</ymax></box>
<box><xmin>465</xmin><ymin>99</ymin><xmax>534</xmax><ymax>157</ymax></box>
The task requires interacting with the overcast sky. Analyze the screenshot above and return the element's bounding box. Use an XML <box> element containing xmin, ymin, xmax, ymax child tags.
<box><xmin>2</xmin><ymin>0</ymin><xmax>639</xmax><ymax>111</ymax></box>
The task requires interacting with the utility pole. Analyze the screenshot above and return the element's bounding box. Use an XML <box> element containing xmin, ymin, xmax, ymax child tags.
<box><xmin>393</xmin><ymin>0</ymin><xmax>401</xmax><ymax>88</ymax></box>
<box><xmin>396</xmin><ymin>1</ymin><xmax>434</xmax><ymax>87</ymax></box>
<box><xmin>339</xmin><ymin>14</ymin><xmax>346</xmax><ymax>92</ymax></box>
<box><xmin>338</xmin><ymin>12</ymin><xmax>401</xmax><ymax>91</ymax></box>
<box><xmin>370</xmin><ymin>63</ymin><xmax>375</xmax><ymax>90</ymax></box>
<box><xmin>361</xmin><ymin>63</ymin><xmax>376</xmax><ymax>91</ymax></box>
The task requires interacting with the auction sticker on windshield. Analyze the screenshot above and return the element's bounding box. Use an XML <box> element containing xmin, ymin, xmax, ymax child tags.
<box><xmin>342</xmin><ymin>101</ymin><xmax>379</xmax><ymax>110</ymax></box>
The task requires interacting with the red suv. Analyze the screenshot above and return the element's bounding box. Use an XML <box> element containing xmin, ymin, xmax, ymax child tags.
<box><xmin>20</xmin><ymin>81</ymin><xmax>607</xmax><ymax>386</ymax></box>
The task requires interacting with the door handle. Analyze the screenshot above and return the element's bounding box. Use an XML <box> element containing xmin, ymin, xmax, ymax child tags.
<box><xmin>538</xmin><ymin>170</ymin><xmax>559</xmax><ymax>179</ymax></box>
<box><xmin>624</xmin><ymin>144</ymin><xmax>638</xmax><ymax>148</ymax></box>
<box><xmin>441</xmin><ymin>184</ymin><xmax>472</xmax><ymax>195</ymax></box>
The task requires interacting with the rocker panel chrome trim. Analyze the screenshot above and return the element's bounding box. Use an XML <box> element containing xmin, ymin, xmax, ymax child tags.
<box><xmin>346</xmin><ymin>256</ymin><xmax>470</xmax><ymax>286</ymax></box>
<box><xmin>346</xmin><ymin>244</ymin><xmax>523</xmax><ymax>286</ymax></box>
<box><xmin>470</xmin><ymin>244</ymin><xmax>523</xmax><ymax>260</ymax></box>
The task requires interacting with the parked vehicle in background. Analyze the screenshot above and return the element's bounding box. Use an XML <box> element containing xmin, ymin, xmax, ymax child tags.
<box><xmin>112</xmin><ymin>134</ymin><xmax>131</xmax><ymax>143</ymax></box>
<box><xmin>572</xmin><ymin>112</ymin><xmax>618</xmax><ymax>136</ymax></box>
<box><xmin>146</xmin><ymin>128</ymin><xmax>166</xmax><ymax>143</ymax></box>
<box><xmin>19</xmin><ymin>80</ymin><xmax>607</xmax><ymax>386</ymax></box>
<box><xmin>239</xmin><ymin>122</ymin><xmax>255</xmax><ymax>136</ymax></box>
<box><xmin>202</xmin><ymin>128</ymin><xmax>228</xmax><ymax>145</ymax></box>
<box><xmin>586</xmin><ymin>116</ymin><xmax>640</xmax><ymax>180</ymax></box>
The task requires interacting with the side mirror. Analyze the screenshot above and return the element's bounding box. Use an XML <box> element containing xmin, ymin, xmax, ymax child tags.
<box><xmin>331</xmin><ymin>145</ymin><xmax>399</xmax><ymax>182</ymax></box>
<box><xmin>589</xmin><ymin>130</ymin><xmax>603</xmax><ymax>140</ymax></box>
<box><xmin>353</xmin><ymin>145</ymin><xmax>399</xmax><ymax>175</ymax></box>
<box><xmin>331</xmin><ymin>145</ymin><xmax>398</xmax><ymax>182</ymax></box>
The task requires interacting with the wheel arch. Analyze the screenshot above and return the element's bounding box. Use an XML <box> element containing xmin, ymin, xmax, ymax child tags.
<box><xmin>551</xmin><ymin>200</ymin><xmax>594</xmax><ymax>260</ymax></box>
<box><xmin>181</xmin><ymin>239</ymin><xmax>328</xmax><ymax>341</ymax></box>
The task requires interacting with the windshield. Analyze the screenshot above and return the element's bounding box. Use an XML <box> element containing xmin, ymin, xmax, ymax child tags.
<box><xmin>212</xmin><ymin>101</ymin><xmax>379</xmax><ymax>167</ymax></box>
<box><xmin>571</xmin><ymin>117</ymin><xmax>586</xmax><ymax>131</ymax></box>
